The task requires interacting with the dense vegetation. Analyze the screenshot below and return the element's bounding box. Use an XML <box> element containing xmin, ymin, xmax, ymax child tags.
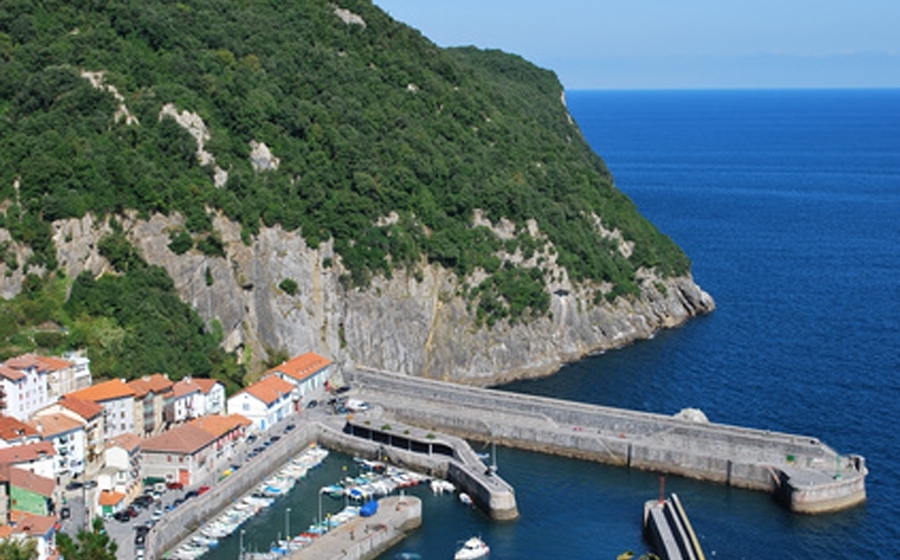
<box><xmin>0</xmin><ymin>0</ymin><xmax>691</xmax><ymax>379</ymax></box>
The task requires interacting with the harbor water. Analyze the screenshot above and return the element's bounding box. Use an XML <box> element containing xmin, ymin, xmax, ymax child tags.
<box><xmin>204</xmin><ymin>90</ymin><xmax>899</xmax><ymax>559</ymax></box>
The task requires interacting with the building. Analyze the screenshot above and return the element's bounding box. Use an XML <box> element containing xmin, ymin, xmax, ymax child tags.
<box><xmin>65</xmin><ymin>380</ymin><xmax>136</xmax><ymax>440</ymax></box>
<box><xmin>0</xmin><ymin>443</ymin><xmax>56</xmax><ymax>481</ymax></box>
<box><xmin>5</xmin><ymin>353</ymin><xmax>91</xmax><ymax>400</ymax></box>
<box><xmin>5</xmin><ymin>467</ymin><xmax>54</xmax><ymax>517</ymax></box>
<box><xmin>0</xmin><ymin>512</ymin><xmax>58</xmax><ymax>560</ymax></box>
<box><xmin>0</xmin><ymin>416</ymin><xmax>40</xmax><ymax>449</ymax></box>
<box><xmin>37</xmin><ymin>397</ymin><xmax>104</xmax><ymax>470</ymax></box>
<box><xmin>140</xmin><ymin>424</ymin><xmax>219</xmax><ymax>487</ymax></box>
<box><xmin>188</xmin><ymin>414</ymin><xmax>251</xmax><ymax>469</ymax></box>
<box><xmin>226</xmin><ymin>375</ymin><xmax>295</xmax><ymax>432</ymax></box>
<box><xmin>26</xmin><ymin>413</ymin><xmax>86</xmax><ymax>480</ymax></box>
<box><xmin>0</xmin><ymin>363</ymin><xmax>50</xmax><ymax>422</ymax></box>
<box><xmin>169</xmin><ymin>377</ymin><xmax>226</xmax><ymax>424</ymax></box>
<box><xmin>269</xmin><ymin>352</ymin><xmax>332</xmax><ymax>404</ymax></box>
<box><xmin>127</xmin><ymin>374</ymin><xmax>174</xmax><ymax>437</ymax></box>
<box><xmin>99</xmin><ymin>433</ymin><xmax>141</xmax><ymax>503</ymax></box>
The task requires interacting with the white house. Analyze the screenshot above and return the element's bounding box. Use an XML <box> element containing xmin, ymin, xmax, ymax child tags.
<box><xmin>226</xmin><ymin>375</ymin><xmax>295</xmax><ymax>432</ymax></box>
<box><xmin>99</xmin><ymin>432</ymin><xmax>141</xmax><ymax>503</ymax></box>
<box><xmin>5</xmin><ymin>353</ymin><xmax>91</xmax><ymax>400</ymax></box>
<box><xmin>141</xmin><ymin>424</ymin><xmax>218</xmax><ymax>487</ymax></box>
<box><xmin>27</xmin><ymin>413</ymin><xmax>86</xmax><ymax>480</ymax></box>
<box><xmin>0</xmin><ymin>362</ymin><xmax>50</xmax><ymax>422</ymax></box>
<box><xmin>65</xmin><ymin>379</ymin><xmax>136</xmax><ymax>440</ymax></box>
<box><xmin>35</xmin><ymin>397</ymin><xmax>104</xmax><ymax>470</ymax></box>
<box><xmin>169</xmin><ymin>377</ymin><xmax>226</xmax><ymax>424</ymax></box>
<box><xmin>0</xmin><ymin>441</ymin><xmax>57</xmax><ymax>480</ymax></box>
<box><xmin>269</xmin><ymin>352</ymin><xmax>332</xmax><ymax>404</ymax></box>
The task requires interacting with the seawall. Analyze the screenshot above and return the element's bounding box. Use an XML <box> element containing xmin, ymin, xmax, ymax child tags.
<box><xmin>348</xmin><ymin>368</ymin><xmax>867</xmax><ymax>514</ymax></box>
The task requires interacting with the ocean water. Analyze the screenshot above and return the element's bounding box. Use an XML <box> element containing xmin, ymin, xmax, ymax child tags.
<box><xmin>205</xmin><ymin>90</ymin><xmax>900</xmax><ymax>560</ymax></box>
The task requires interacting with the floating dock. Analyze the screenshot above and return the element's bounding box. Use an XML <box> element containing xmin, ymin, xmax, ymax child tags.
<box><xmin>348</xmin><ymin>367</ymin><xmax>867</xmax><ymax>514</ymax></box>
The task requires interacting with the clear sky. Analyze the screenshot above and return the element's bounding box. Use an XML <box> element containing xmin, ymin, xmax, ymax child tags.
<box><xmin>373</xmin><ymin>0</ymin><xmax>900</xmax><ymax>90</ymax></box>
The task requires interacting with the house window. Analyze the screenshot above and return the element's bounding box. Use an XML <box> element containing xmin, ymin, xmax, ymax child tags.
<box><xmin>242</xmin><ymin>403</ymin><xmax>250</xmax><ymax>411</ymax></box>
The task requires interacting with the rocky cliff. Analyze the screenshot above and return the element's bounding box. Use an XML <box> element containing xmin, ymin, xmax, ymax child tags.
<box><xmin>1</xmin><ymin>212</ymin><xmax>713</xmax><ymax>385</ymax></box>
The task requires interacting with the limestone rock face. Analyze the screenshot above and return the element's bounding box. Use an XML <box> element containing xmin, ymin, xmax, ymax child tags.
<box><xmin>1</xmin><ymin>214</ymin><xmax>714</xmax><ymax>385</ymax></box>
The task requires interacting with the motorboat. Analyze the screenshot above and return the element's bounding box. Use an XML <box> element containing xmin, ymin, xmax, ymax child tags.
<box><xmin>454</xmin><ymin>536</ymin><xmax>489</xmax><ymax>560</ymax></box>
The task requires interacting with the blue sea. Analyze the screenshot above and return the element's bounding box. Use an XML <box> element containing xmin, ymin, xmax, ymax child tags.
<box><xmin>207</xmin><ymin>90</ymin><xmax>900</xmax><ymax>560</ymax></box>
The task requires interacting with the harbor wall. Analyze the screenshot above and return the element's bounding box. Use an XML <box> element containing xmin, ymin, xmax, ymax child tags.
<box><xmin>348</xmin><ymin>368</ymin><xmax>867</xmax><ymax>514</ymax></box>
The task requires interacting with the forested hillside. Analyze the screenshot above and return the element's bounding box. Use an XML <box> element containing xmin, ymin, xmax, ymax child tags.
<box><xmin>0</xmin><ymin>0</ymin><xmax>691</xmax><ymax>385</ymax></box>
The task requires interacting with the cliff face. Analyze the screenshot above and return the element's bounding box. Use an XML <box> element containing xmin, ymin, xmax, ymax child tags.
<box><xmin>2</xmin><ymin>212</ymin><xmax>713</xmax><ymax>385</ymax></box>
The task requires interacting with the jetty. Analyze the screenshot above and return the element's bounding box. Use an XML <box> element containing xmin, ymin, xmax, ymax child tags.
<box><xmin>346</xmin><ymin>367</ymin><xmax>867</xmax><ymax>514</ymax></box>
<box><xmin>643</xmin><ymin>493</ymin><xmax>705</xmax><ymax>560</ymax></box>
<box><xmin>286</xmin><ymin>495</ymin><xmax>421</xmax><ymax>560</ymax></box>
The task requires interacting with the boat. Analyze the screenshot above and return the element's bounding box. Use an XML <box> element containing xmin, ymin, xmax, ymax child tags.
<box><xmin>459</xmin><ymin>492</ymin><xmax>473</xmax><ymax>506</ymax></box>
<box><xmin>454</xmin><ymin>536</ymin><xmax>489</xmax><ymax>560</ymax></box>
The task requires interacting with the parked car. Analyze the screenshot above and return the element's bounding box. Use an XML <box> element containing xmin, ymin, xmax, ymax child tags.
<box><xmin>60</xmin><ymin>507</ymin><xmax>70</xmax><ymax>519</ymax></box>
<box><xmin>151</xmin><ymin>509</ymin><xmax>164</xmax><ymax>521</ymax></box>
<box><xmin>184</xmin><ymin>490</ymin><xmax>198</xmax><ymax>500</ymax></box>
<box><xmin>166</xmin><ymin>481</ymin><xmax>184</xmax><ymax>490</ymax></box>
<box><xmin>246</xmin><ymin>434</ymin><xmax>258</xmax><ymax>444</ymax></box>
<box><xmin>65</xmin><ymin>481</ymin><xmax>83</xmax><ymax>491</ymax></box>
<box><xmin>84</xmin><ymin>480</ymin><xmax>97</xmax><ymax>489</ymax></box>
<box><xmin>198</xmin><ymin>485</ymin><xmax>210</xmax><ymax>495</ymax></box>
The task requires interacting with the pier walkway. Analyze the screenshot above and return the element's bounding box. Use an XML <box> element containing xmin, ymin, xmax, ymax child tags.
<box><xmin>347</xmin><ymin>367</ymin><xmax>867</xmax><ymax>514</ymax></box>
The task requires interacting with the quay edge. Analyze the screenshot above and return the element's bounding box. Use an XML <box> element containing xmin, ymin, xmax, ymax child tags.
<box><xmin>347</xmin><ymin>367</ymin><xmax>867</xmax><ymax>515</ymax></box>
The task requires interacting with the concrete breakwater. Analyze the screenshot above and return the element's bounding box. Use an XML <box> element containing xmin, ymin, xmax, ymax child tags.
<box><xmin>286</xmin><ymin>495</ymin><xmax>422</xmax><ymax>560</ymax></box>
<box><xmin>347</xmin><ymin>368</ymin><xmax>867</xmax><ymax>514</ymax></box>
<box><xmin>643</xmin><ymin>493</ymin><xmax>705</xmax><ymax>560</ymax></box>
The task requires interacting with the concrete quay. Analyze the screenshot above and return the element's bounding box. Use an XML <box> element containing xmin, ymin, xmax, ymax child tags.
<box><xmin>286</xmin><ymin>495</ymin><xmax>422</xmax><ymax>560</ymax></box>
<box><xmin>643</xmin><ymin>493</ymin><xmax>706</xmax><ymax>560</ymax></box>
<box><xmin>347</xmin><ymin>368</ymin><xmax>867</xmax><ymax>514</ymax></box>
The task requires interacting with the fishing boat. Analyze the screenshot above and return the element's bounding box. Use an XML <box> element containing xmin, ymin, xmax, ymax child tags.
<box><xmin>459</xmin><ymin>493</ymin><xmax>474</xmax><ymax>506</ymax></box>
<box><xmin>454</xmin><ymin>536</ymin><xmax>489</xmax><ymax>560</ymax></box>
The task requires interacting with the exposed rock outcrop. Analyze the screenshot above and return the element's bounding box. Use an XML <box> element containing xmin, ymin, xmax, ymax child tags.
<box><xmin>2</xmin><ymin>214</ymin><xmax>714</xmax><ymax>385</ymax></box>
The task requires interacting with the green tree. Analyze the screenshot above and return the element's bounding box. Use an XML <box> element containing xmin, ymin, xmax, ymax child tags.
<box><xmin>57</xmin><ymin>517</ymin><xmax>117</xmax><ymax>560</ymax></box>
<box><xmin>0</xmin><ymin>538</ymin><xmax>38</xmax><ymax>560</ymax></box>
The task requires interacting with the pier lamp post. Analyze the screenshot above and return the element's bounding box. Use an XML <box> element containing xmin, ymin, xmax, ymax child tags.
<box><xmin>239</xmin><ymin>529</ymin><xmax>245</xmax><ymax>560</ymax></box>
<box><xmin>285</xmin><ymin>507</ymin><xmax>291</xmax><ymax>539</ymax></box>
<box><xmin>318</xmin><ymin>488</ymin><xmax>324</xmax><ymax>530</ymax></box>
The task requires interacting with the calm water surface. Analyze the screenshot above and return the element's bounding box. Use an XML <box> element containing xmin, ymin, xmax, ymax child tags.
<box><xmin>207</xmin><ymin>90</ymin><xmax>900</xmax><ymax>560</ymax></box>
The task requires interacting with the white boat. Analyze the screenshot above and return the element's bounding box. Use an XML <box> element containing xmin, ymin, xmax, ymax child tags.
<box><xmin>459</xmin><ymin>492</ymin><xmax>474</xmax><ymax>506</ymax></box>
<box><xmin>454</xmin><ymin>536</ymin><xmax>489</xmax><ymax>560</ymax></box>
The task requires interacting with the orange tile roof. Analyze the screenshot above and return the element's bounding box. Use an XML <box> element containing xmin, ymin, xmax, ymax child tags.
<box><xmin>142</xmin><ymin>424</ymin><xmax>217</xmax><ymax>455</ymax></box>
<box><xmin>0</xmin><ymin>365</ymin><xmax>25</xmax><ymax>382</ymax></box>
<box><xmin>11</xmin><ymin>513</ymin><xmax>57</xmax><ymax>536</ymax></box>
<box><xmin>0</xmin><ymin>441</ymin><xmax>56</xmax><ymax>465</ymax></box>
<box><xmin>0</xmin><ymin>525</ymin><xmax>12</xmax><ymax>538</ymax></box>
<box><xmin>26</xmin><ymin>413</ymin><xmax>83</xmax><ymax>438</ymax></box>
<box><xmin>192</xmin><ymin>377</ymin><xmax>220</xmax><ymax>394</ymax></box>
<box><xmin>0</xmin><ymin>415</ymin><xmax>39</xmax><ymax>441</ymax></box>
<box><xmin>188</xmin><ymin>414</ymin><xmax>251</xmax><ymax>438</ymax></box>
<box><xmin>66</xmin><ymin>378</ymin><xmax>135</xmax><ymax>403</ymax></box>
<box><xmin>242</xmin><ymin>375</ymin><xmax>295</xmax><ymax>406</ymax></box>
<box><xmin>5</xmin><ymin>353</ymin><xmax>74</xmax><ymax>372</ymax></box>
<box><xmin>110</xmin><ymin>432</ymin><xmax>142</xmax><ymax>452</ymax></box>
<box><xmin>172</xmin><ymin>378</ymin><xmax>201</xmax><ymax>399</ymax></box>
<box><xmin>58</xmin><ymin>396</ymin><xmax>104</xmax><ymax>420</ymax></box>
<box><xmin>127</xmin><ymin>374</ymin><xmax>173</xmax><ymax>398</ymax></box>
<box><xmin>8</xmin><ymin>467</ymin><xmax>54</xmax><ymax>497</ymax></box>
<box><xmin>269</xmin><ymin>352</ymin><xmax>331</xmax><ymax>383</ymax></box>
<box><xmin>98</xmin><ymin>490</ymin><xmax>126</xmax><ymax>506</ymax></box>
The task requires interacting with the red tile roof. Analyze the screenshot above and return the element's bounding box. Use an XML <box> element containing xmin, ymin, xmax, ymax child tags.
<box><xmin>142</xmin><ymin>424</ymin><xmax>217</xmax><ymax>455</ymax></box>
<box><xmin>269</xmin><ymin>352</ymin><xmax>331</xmax><ymax>383</ymax></box>
<box><xmin>5</xmin><ymin>353</ymin><xmax>74</xmax><ymax>372</ymax></box>
<box><xmin>0</xmin><ymin>441</ymin><xmax>56</xmax><ymax>465</ymax></box>
<box><xmin>66</xmin><ymin>378</ymin><xmax>135</xmax><ymax>403</ymax></box>
<box><xmin>58</xmin><ymin>396</ymin><xmax>104</xmax><ymax>420</ymax></box>
<box><xmin>8</xmin><ymin>466</ymin><xmax>54</xmax><ymax>497</ymax></box>
<box><xmin>0</xmin><ymin>415</ymin><xmax>39</xmax><ymax>441</ymax></box>
<box><xmin>127</xmin><ymin>373</ymin><xmax>173</xmax><ymax>398</ymax></box>
<box><xmin>188</xmin><ymin>414</ymin><xmax>251</xmax><ymax>438</ymax></box>
<box><xmin>10</xmin><ymin>513</ymin><xmax>56</xmax><ymax>536</ymax></box>
<box><xmin>98</xmin><ymin>490</ymin><xmax>126</xmax><ymax>506</ymax></box>
<box><xmin>192</xmin><ymin>377</ymin><xmax>220</xmax><ymax>394</ymax></box>
<box><xmin>0</xmin><ymin>365</ymin><xmax>25</xmax><ymax>382</ymax></box>
<box><xmin>242</xmin><ymin>375</ymin><xmax>295</xmax><ymax>406</ymax></box>
<box><xmin>110</xmin><ymin>432</ymin><xmax>142</xmax><ymax>452</ymax></box>
<box><xmin>26</xmin><ymin>413</ymin><xmax>83</xmax><ymax>438</ymax></box>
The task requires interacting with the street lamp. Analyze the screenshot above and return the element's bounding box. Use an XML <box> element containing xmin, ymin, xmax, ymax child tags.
<box><xmin>317</xmin><ymin>489</ymin><xmax>324</xmax><ymax>530</ymax></box>
<box><xmin>285</xmin><ymin>507</ymin><xmax>291</xmax><ymax>539</ymax></box>
<box><xmin>239</xmin><ymin>529</ymin><xmax>245</xmax><ymax>560</ymax></box>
